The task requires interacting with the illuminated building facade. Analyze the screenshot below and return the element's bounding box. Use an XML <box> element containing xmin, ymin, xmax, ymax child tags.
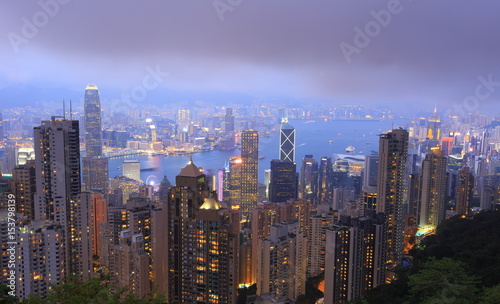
<box><xmin>268</xmin><ymin>159</ymin><xmax>298</xmax><ymax>203</ymax></box>
<box><xmin>324</xmin><ymin>213</ymin><xmax>386</xmax><ymax>304</ymax></box>
<box><xmin>255</xmin><ymin>221</ymin><xmax>307</xmax><ymax>302</ymax></box>
<box><xmin>376</xmin><ymin>129</ymin><xmax>408</xmax><ymax>269</ymax></box>
<box><xmin>240</xmin><ymin>130</ymin><xmax>259</xmax><ymax>221</ymax></box>
<box><xmin>456</xmin><ymin>167</ymin><xmax>474</xmax><ymax>215</ymax></box>
<box><xmin>419</xmin><ymin>148</ymin><xmax>447</xmax><ymax>228</ymax></box>
<box><xmin>11</xmin><ymin>160</ymin><xmax>36</xmax><ymax>221</ymax></box>
<box><xmin>307</xmin><ymin>204</ymin><xmax>337</xmax><ymax>278</ymax></box>
<box><xmin>301</xmin><ymin>155</ymin><xmax>319</xmax><ymax>205</ymax></box>
<box><xmin>427</xmin><ymin>108</ymin><xmax>441</xmax><ymax>140</ymax></box>
<box><xmin>279</xmin><ymin>118</ymin><xmax>295</xmax><ymax>162</ymax></box>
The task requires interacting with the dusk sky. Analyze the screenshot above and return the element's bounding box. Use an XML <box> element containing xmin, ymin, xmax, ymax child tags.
<box><xmin>1</xmin><ymin>0</ymin><xmax>500</xmax><ymax>111</ymax></box>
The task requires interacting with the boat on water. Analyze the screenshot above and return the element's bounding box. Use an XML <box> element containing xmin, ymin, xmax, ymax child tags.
<box><xmin>258</xmin><ymin>156</ymin><xmax>265</xmax><ymax>159</ymax></box>
<box><xmin>329</xmin><ymin>140</ymin><xmax>333</xmax><ymax>144</ymax></box>
<box><xmin>346</xmin><ymin>145</ymin><xmax>355</xmax><ymax>154</ymax></box>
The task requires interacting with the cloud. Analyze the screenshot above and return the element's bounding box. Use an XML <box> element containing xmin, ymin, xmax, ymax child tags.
<box><xmin>1</xmin><ymin>0</ymin><xmax>500</xmax><ymax>110</ymax></box>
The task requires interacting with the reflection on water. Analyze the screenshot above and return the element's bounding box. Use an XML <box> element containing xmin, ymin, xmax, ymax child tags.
<box><xmin>109</xmin><ymin>118</ymin><xmax>407</xmax><ymax>184</ymax></box>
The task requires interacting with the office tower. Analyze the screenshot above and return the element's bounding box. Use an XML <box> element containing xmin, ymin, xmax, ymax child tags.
<box><xmin>419</xmin><ymin>148</ymin><xmax>447</xmax><ymax>228</ymax></box>
<box><xmin>84</xmin><ymin>85</ymin><xmax>102</xmax><ymax>157</ymax></box>
<box><xmin>268</xmin><ymin>159</ymin><xmax>298</xmax><ymax>203</ymax></box>
<box><xmin>11</xmin><ymin>160</ymin><xmax>36</xmax><ymax>221</ymax></box>
<box><xmin>82</xmin><ymin>85</ymin><xmax>109</xmax><ymax>192</ymax></box>
<box><xmin>81</xmin><ymin>157</ymin><xmax>109</xmax><ymax>193</ymax></box>
<box><xmin>177</xmin><ymin>108</ymin><xmax>191</xmax><ymax>130</ymax></box>
<box><xmin>16</xmin><ymin>221</ymin><xmax>65</xmax><ymax>299</ymax></box>
<box><xmin>318</xmin><ymin>157</ymin><xmax>333</xmax><ymax>204</ymax></box>
<box><xmin>456</xmin><ymin>167</ymin><xmax>474</xmax><ymax>215</ymax></box>
<box><xmin>301</xmin><ymin>155</ymin><xmax>319</xmax><ymax>204</ymax></box>
<box><xmin>361</xmin><ymin>154</ymin><xmax>378</xmax><ymax>214</ymax></box>
<box><xmin>441</xmin><ymin>137</ymin><xmax>454</xmax><ymax>156</ymax></box>
<box><xmin>110</xmin><ymin>175</ymin><xmax>141</xmax><ymax>205</ymax></box>
<box><xmin>33</xmin><ymin>117</ymin><xmax>92</xmax><ymax>278</ymax></box>
<box><xmin>324</xmin><ymin>213</ymin><xmax>386</xmax><ymax>304</ymax></box>
<box><xmin>224</xmin><ymin>107</ymin><xmax>235</xmax><ymax>133</ymax></box>
<box><xmin>122</xmin><ymin>159</ymin><xmax>141</xmax><ymax>182</ymax></box>
<box><xmin>228</xmin><ymin>157</ymin><xmax>242</xmax><ymax>209</ymax></box>
<box><xmin>279</xmin><ymin>118</ymin><xmax>295</xmax><ymax>162</ymax></box>
<box><xmin>240</xmin><ymin>130</ymin><xmax>259</xmax><ymax>221</ymax></box>
<box><xmin>333</xmin><ymin>187</ymin><xmax>356</xmax><ymax>212</ymax></box>
<box><xmin>255</xmin><ymin>221</ymin><xmax>307</xmax><ymax>302</ymax></box>
<box><xmin>427</xmin><ymin>108</ymin><xmax>441</xmax><ymax>140</ymax></box>
<box><xmin>308</xmin><ymin>204</ymin><xmax>337</xmax><ymax>278</ymax></box>
<box><xmin>407</xmin><ymin>173</ymin><xmax>421</xmax><ymax>217</ymax></box>
<box><xmin>376</xmin><ymin>129</ymin><xmax>408</xmax><ymax>269</ymax></box>
<box><xmin>157</xmin><ymin>175</ymin><xmax>171</xmax><ymax>203</ymax></box>
<box><xmin>167</xmin><ymin>160</ymin><xmax>239</xmax><ymax>303</ymax></box>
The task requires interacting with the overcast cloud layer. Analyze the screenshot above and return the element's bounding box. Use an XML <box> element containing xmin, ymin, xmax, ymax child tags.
<box><xmin>1</xmin><ymin>0</ymin><xmax>500</xmax><ymax>110</ymax></box>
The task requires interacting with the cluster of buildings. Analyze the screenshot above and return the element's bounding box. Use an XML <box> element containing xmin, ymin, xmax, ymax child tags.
<box><xmin>1</xmin><ymin>86</ymin><xmax>500</xmax><ymax>304</ymax></box>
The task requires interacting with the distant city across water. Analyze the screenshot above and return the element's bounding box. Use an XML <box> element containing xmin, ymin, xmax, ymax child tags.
<box><xmin>108</xmin><ymin>118</ymin><xmax>410</xmax><ymax>185</ymax></box>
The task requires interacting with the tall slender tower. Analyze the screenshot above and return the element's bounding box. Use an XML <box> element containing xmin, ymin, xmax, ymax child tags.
<box><xmin>376</xmin><ymin>129</ymin><xmax>408</xmax><ymax>271</ymax></box>
<box><xmin>84</xmin><ymin>84</ymin><xmax>102</xmax><ymax>157</ymax></box>
<box><xmin>419</xmin><ymin>147</ymin><xmax>447</xmax><ymax>228</ymax></box>
<box><xmin>279</xmin><ymin>117</ymin><xmax>295</xmax><ymax>162</ymax></box>
<box><xmin>456</xmin><ymin>167</ymin><xmax>474</xmax><ymax>216</ymax></box>
<box><xmin>240</xmin><ymin>130</ymin><xmax>259</xmax><ymax>221</ymax></box>
<box><xmin>268</xmin><ymin>159</ymin><xmax>298</xmax><ymax>203</ymax></box>
<box><xmin>82</xmin><ymin>84</ymin><xmax>109</xmax><ymax>193</ymax></box>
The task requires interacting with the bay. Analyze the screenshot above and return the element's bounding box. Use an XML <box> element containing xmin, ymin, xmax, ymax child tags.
<box><xmin>108</xmin><ymin>118</ymin><xmax>408</xmax><ymax>184</ymax></box>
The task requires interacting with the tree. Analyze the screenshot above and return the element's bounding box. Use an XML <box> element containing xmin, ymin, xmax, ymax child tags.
<box><xmin>407</xmin><ymin>258</ymin><xmax>478</xmax><ymax>304</ymax></box>
<box><xmin>23</xmin><ymin>277</ymin><xmax>166</xmax><ymax>304</ymax></box>
<box><xmin>480</xmin><ymin>285</ymin><xmax>500</xmax><ymax>304</ymax></box>
<box><xmin>0</xmin><ymin>284</ymin><xmax>18</xmax><ymax>304</ymax></box>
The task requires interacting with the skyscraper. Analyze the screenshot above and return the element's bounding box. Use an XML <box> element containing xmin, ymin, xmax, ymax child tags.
<box><xmin>84</xmin><ymin>84</ymin><xmax>102</xmax><ymax>157</ymax></box>
<box><xmin>122</xmin><ymin>159</ymin><xmax>141</xmax><ymax>182</ymax></box>
<box><xmin>419</xmin><ymin>148</ymin><xmax>447</xmax><ymax>228</ymax></box>
<box><xmin>82</xmin><ymin>85</ymin><xmax>109</xmax><ymax>193</ymax></box>
<box><xmin>268</xmin><ymin>159</ymin><xmax>298</xmax><ymax>203</ymax></box>
<box><xmin>279</xmin><ymin>117</ymin><xmax>295</xmax><ymax>162</ymax></box>
<box><xmin>167</xmin><ymin>160</ymin><xmax>239</xmax><ymax>303</ymax></box>
<box><xmin>224</xmin><ymin>107</ymin><xmax>235</xmax><ymax>133</ymax></box>
<box><xmin>301</xmin><ymin>155</ymin><xmax>319</xmax><ymax>204</ymax></box>
<box><xmin>456</xmin><ymin>167</ymin><xmax>474</xmax><ymax>216</ymax></box>
<box><xmin>427</xmin><ymin>108</ymin><xmax>441</xmax><ymax>140</ymax></box>
<box><xmin>324</xmin><ymin>213</ymin><xmax>386</xmax><ymax>303</ymax></box>
<box><xmin>240</xmin><ymin>130</ymin><xmax>259</xmax><ymax>221</ymax></box>
<box><xmin>376</xmin><ymin>129</ymin><xmax>408</xmax><ymax>270</ymax></box>
<box><xmin>33</xmin><ymin>117</ymin><xmax>92</xmax><ymax>278</ymax></box>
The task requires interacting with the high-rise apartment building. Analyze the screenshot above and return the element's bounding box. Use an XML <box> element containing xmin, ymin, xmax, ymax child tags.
<box><xmin>324</xmin><ymin>213</ymin><xmax>386</xmax><ymax>304</ymax></box>
<box><xmin>279</xmin><ymin>118</ymin><xmax>295</xmax><ymax>162</ymax></box>
<box><xmin>11</xmin><ymin>160</ymin><xmax>36</xmax><ymax>221</ymax></box>
<box><xmin>419</xmin><ymin>148</ymin><xmax>447</xmax><ymax>228</ymax></box>
<box><xmin>240</xmin><ymin>131</ymin><xmax>259</xmax><ymax>221</ymax></box>
<box><xmin>255</xmin><ymin>221</ymin><xmax>307</xmax><ymax>302</ymax></box>
<box><xmin>308</xmin><ymin>204</ymin><xmax>337</xmax><ymax>278</ymax></box>
<box><xmin>376</xmin><ymin>129</ymin><xmax>408</xmax><ymax>269</ymax></box>
<box><xmin>33</xmin><ymin>117</ymin><xmax>92</xmax><ymax>278</ymax></box>
<box><xmin>456</xmin><ymin>167</ymin><xmax>474</xmax><ymax>215</ymax></box>
<box><xmin>167</xmin><ymin>160</ymin><xmax>239</xmax><ymax>303</ymax></box>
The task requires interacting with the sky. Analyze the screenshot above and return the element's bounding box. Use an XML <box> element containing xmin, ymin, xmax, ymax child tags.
<box><xmin>1</xmin><ymin>0</ymin><xmax>500</xmax><ymax>112</ymax></box>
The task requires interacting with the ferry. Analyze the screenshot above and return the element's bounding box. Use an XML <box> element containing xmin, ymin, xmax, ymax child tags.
<box><xmin>346</xmin><ymin>145</ymin><xmax>355</xmax><ymax>154</ymax></box>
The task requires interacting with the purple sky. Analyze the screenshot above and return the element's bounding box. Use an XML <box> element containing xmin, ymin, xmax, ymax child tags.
<box><xmin>1</xmin><ymin>0</ymin><xmax>500</xmax><ymax>110</ymax></box>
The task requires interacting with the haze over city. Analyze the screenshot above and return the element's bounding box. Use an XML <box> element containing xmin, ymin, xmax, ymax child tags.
<box><xmin>1</xmin><ymin>0</ymin><xmax>500</xmax><ymax>111</ymax></box>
